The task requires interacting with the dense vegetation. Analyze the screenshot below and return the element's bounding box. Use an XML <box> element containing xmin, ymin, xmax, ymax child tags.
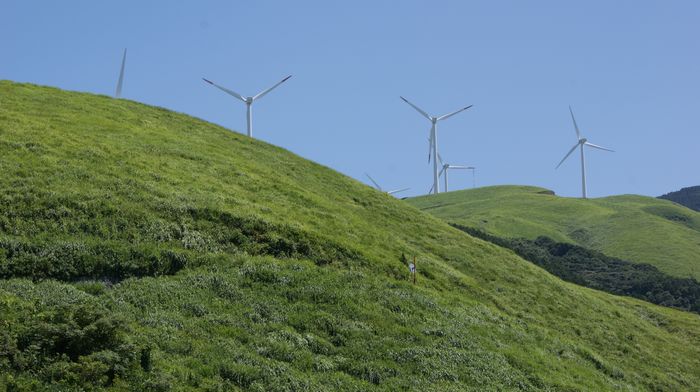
<box><xmin>1</xmin><ymin>81</ymin><xmax>700</xmax><ymax>390</ymax></box>
<box><xmin>408</xmin><ymin>185</ymin><xmax>700</xmax><ymax>280</ymax></box>
<box><xmin>0</xmin><ymin>208</ymin><xmax>362</xmax><ymax>282</ymax></box>
<box><xmin>452</xmin><ymin>224</ymin><xmax>700</xmax><ymax>314</ymax></box>
<box><xmin>659</xmin><ymin>185</ymin><xmax>700</xmax><ymax>212</ymax></box>
<box><xmin>1</xmin><ymin>282</ymin><xmax>151</xmax><ymax>389</ymax></box>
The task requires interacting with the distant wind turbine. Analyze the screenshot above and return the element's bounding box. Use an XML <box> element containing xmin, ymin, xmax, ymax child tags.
<box><xmin>428</xmin><ymin>154</ymin><xmax>475</xmax><ymax>193</ymax></box>
<box><xmin>556</xmin><ymin>106</ymin><xmax>614</xmax><ymax>199</ymax></box>
<box><xmin>202</xmin><ymin>75</ymin><xmax>292</xmax><ymax>138</ymax></box>
<box><xmin>365</xmin><ymin>173</ymin><xmax>410</xmax><ymax>195</ymax></box>
<box><xmin>115</xmin><ymin>48</ymin><xmax>127</xmax><ymax>98</ymax></box>
<box><xmin>401</xmin><ymin>96</ymin><xmax>472</xmax><ymax>195</ymax></box>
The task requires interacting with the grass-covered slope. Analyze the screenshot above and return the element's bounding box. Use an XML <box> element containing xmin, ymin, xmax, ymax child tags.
<box><xmin>1</xmin><ymin>81</ymin><xmax>700</xmax><ymax>390</ymax></box>
<box><xmin>408</xmin><ymin>185</ymin><xmax>700</xmax><ymax>280</ymax></box>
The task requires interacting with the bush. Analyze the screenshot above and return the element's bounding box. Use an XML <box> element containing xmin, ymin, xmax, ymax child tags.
<box><xmin>1</xmin><ymin>298</ymin><xmax>148</xmax><ymax>388</ymax></box>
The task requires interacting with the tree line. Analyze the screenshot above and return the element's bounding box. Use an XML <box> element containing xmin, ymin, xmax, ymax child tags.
<box><xmin>452</xmin><ymin>224</ymin><xmax>700</xmax><ymax>314</ymax></box>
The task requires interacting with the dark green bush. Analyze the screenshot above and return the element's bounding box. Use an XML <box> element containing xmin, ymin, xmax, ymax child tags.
<box><xmin>453</xmin><ymin>224</ymin><xmax>700</xmax><ymax>314</ymax></box>
<box><xmin>1</xmin><ymin>299</ymin><xmax>149</xmax><ymax>388</ymax></box>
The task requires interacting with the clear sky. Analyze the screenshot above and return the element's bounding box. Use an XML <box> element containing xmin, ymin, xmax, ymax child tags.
<box><xmin>3</xmin><ymin>1</ymin><xmax>699</xmax><ymax>198</ymax></box>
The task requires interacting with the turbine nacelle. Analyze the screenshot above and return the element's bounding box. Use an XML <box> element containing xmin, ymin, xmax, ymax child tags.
<box><xmin>579</xmin><ymin>137</ymin><xmax>587</xmax><ymax>144</ymax></box>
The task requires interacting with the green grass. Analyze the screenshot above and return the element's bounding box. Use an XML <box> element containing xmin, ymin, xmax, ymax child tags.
<box><xmin>1</xmin><ymin>81</ymin><xmax>700</xmax><ymax>390</ymax></box>
<box><xmin>407</xmin><ymin>185</ymin><xmax>700</xmax><ymax>280</ymax></box>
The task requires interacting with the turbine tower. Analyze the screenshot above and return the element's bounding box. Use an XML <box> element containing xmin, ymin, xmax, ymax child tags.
<box><xmin>203</xmin><ymin>75</ymin><xmax>292</xmax><ymax>138</ymax></box>
<box><xmin>401</xmin><ymin>96</ymin><xmax>472</xmax><ymax>195</ymax></box>
<box><xmin>556</xmin><ymin>106</ymin><xmax>614</xmax><ymax>199</ymax></box>
<box><xmin>115</xmin><ymin>48</ymin><xmax>127</xmax><ymax>98</ymax></box>
<box><xmin>365</xmin><ymin>173</ymin><xmax>410</xmax><ymax>195</ymax></box>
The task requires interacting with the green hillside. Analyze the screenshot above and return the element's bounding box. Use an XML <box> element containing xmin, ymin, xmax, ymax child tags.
<box><xmin>407</xmin><ymin>185</ymin><xmax>700</xmax><ymax>280</ymax></box>
<box><xmin>1</xmin><ymin>81</ymin><xmax>700</xmax><ymax>391</ymax></box>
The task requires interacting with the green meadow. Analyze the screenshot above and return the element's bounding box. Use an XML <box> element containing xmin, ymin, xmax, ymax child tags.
<box><xmin>1</xmin><ymin>81</ymin><xmax>699</xmax><ymax>391</ymax></box>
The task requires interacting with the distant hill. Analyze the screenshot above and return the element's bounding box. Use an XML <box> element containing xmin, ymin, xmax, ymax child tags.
<box><xmin>659</xmin><ymin>185</ymin><xmax>700</xmax><ymax>212</ymax></box>
<box><xmin>407</xmin><ymin>185</ymin><xmax>700</xmax><ymax>280</ymax></box>
<box><xmin>1</xmin><ymin>81</ymin><xmax>700</xmax><ymax>390</ymax></box>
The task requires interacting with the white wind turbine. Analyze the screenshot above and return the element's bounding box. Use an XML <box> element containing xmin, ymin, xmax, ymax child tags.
<box><xmin>365</xmin><ymin>173</ymin><xmax>410</xmax><ymax>195</ymax></box>
<box><xmin>202</xmin><ymin>75</ymin><xmax>292</xmax><ymax>138</ymax></box>
<box><xmin>401</xmin><ymin>96</ymin><xmax>472</xmax><ymax>195</ymax></box>
<box><xmin>438</xmin><ymin>154</ymin><xmax>476</xmax><ymax>192</ymax></box>
<box><xmin>428</xmin><ymin>154</ymin><xmax>475</xmax><ymax>193</ymax></box>
<box><xmin>115</xmin><ymin>48</ymin><xmax>127</xmax><ymax>98</ymax></box>
<box><xmin>556</xmin><ymin>106</ymin><xmax>614</xmax><ymax>199</ymax></box>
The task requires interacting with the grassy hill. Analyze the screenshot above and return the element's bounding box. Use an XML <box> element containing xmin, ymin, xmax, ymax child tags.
<box><xmin>1</xmin><ymin>81</ymin><xmax>700</xmax><ymax>391</ymax></box>
<box><xmin>660</xmin><ymin>185</ymin><xmax>700</xmax><ymax>212</ymax></box>
<box><xmin>407</xmin><ymin>185</ymin><xmax>700</xmax><ymax>280</ymax></box>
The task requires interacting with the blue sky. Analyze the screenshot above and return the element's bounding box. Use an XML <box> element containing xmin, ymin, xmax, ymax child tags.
<box><xmin>3</xmin><ymin>1</ymin><xmax>698</xmax><ymax>198</ymax></box>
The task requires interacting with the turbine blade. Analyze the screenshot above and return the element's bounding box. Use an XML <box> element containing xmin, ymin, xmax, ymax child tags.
<box><xmin>448</xmin><ymin>165</ymin><xmax>472</xmax><ymax>169</ymax></box>
<box><xmin>253</xmin><ymin>75</ymin><xmax>292</xmax><ymax>101</ymax></box>
<box><xmin>400</xmin><ymin>96</ymin><xmax>431</xmax><ymax>120</ymax></box>
<box><xmin>585</xmin><ymin>142</ymin><xmax>615</xmax><ymax>152</ymax></box>
<box><xmin>427</xmin><ymin>134</ymin><xmax>433</xmax><ymax>163</ymax></box>
<box><xmin>569</xmin><ymin>106</ymin><xmax>581</xmax><ymax>139</ymax></box>
<box><xmin>428</xmin><ymin>184</ymin><xmax>434</xmax><ymax>194</ymax></box>
<box><xmin>387</xmin><ymin>188</ymin><xmax>410</xmax><ymax>195</ymax></box>
<box><xmin>115</xmin><ymin>48</ymin><xmax>127</xmax><ymax>98</ymax></box>
<box><xmin>437</xmin><ymin>104</ymin><xmax>473</xmax><ymax>121</ymax></box>
<box><xmin>364</xmin><ymin>173</ymin><xmax>382</xmax><ymax>190</ymax></box>
<box><xmin>438</xmin><ymin>153</ymin><xmax>444</xmax><ymax>166</ymax></box>
<box><xmin>556</xmin><ymin>143</ymin><xmax>579</xmax><ymax>169</ymax></box>
<box><xmin>438</xmin><ymin>166</ymin><xmax>446</xmax><ymax>178</ymax></box>
<box><xmin>202</xmin><ymin>78</ymin><xmax>246</xmax><ymax>102</ymax></box>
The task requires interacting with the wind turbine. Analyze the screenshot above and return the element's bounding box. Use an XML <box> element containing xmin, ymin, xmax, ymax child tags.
<box><xmin>401</xmin><ymin>96</ymin><xmax>472</xmax><ymax>195</ymax></box>
<box><xmin>115</xmin><ymin>48</ymin><xmax>127</xmax><ymax>98</ymax></box>
<box><xmin>556</xmin><ymin>106</ymin><xmax>614</xmax><ymax>199</ymax></box>
<box><xmin>202</xmin><ymin>75</ymin><xmax>292</xmax><ymax>138</ymax></box>
<box><xmin>438</xmin><ymin>154</ymin><xmax>476</xmax><ymax>192</ymax></box>
<box><xmin>365</xmin><ymin>173</ymin><xmax>410</xmax><ymax>195</ymax></box>
<box><xmin>428</xmin><ymin>154</ymin><xmax>475</xmax><ymax>193</ymax></box>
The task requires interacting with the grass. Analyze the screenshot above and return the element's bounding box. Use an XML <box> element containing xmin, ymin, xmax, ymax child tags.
<box><xmin>1</xmin><ymin>81</ymin><xmax>699</xmax><ymax>390</ymax></box>
<box><xmin>407</xmin><ymin>185</ymin><xmax>700</xmax><ymax>280</ymax></box>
